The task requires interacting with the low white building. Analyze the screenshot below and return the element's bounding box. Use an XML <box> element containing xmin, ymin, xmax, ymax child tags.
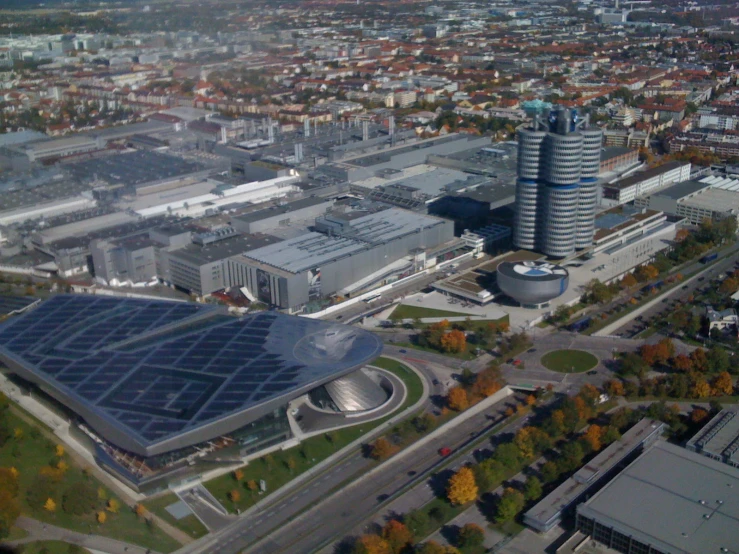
<box><xmin>602</xmin><ymin>161</ymin><xmax>691</xmax><ymax>205</ymax></box>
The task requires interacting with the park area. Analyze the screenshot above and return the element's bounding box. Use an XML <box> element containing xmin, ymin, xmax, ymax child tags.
<box><xmin>0</xmin><ymin>393</ymin><xmax>182</xmax><ymax>552</ymax></box>
<box><xmin>540</xmin><ymin>350</ymin><xmax>598</xmax><ymax>373</ymax></box>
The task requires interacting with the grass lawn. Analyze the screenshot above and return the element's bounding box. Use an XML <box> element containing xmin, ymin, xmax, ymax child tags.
<box><xmin>13</xmin><ymin>541</ymin><xmax>90</xmax><ymax>554</ymax></box>
<box><xmin>204</xmin><ymin>357</ymin><xmax>423</xmax><ymax>514</ymax></box>
<box><xmin>0</xmin><ymin>402</ymin><xmax>182</xmax><ymax>553</ymax></box>
<box><xmin>143</xmin><ymin>492</ymin><xmax>209</xmax><ymax>540</ymax></box>
<box><xmin>6</xmin><ymin>526</ymin><xmax>29</xmax><ymax>540</ymax></box>
<box><xmin>540</xmin><ymin>349</ymin><xmax>598</xmax><ymax>373</ymax></box>
<box><xmin>389</xmin><ymin>305</ymin><xmax>472</xmax><ymax>321</ymax></box>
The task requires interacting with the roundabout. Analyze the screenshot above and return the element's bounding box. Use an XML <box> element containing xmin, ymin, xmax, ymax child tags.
<box><xmin>540</xmin><ymin>349</ymin><xmax>598</xmax><ymax>373</ymax></box>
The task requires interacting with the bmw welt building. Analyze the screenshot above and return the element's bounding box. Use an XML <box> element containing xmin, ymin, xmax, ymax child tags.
<box><xmin>0</xmin><ymin>295</ymin><xmax>383</xmax><ymax>493</ymax></box>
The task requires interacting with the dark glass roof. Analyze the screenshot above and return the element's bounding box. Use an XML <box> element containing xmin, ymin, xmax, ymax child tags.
<box><xmin>0</xmin><ymin>295</ymin><xmax>383</xmax><ymax>454</ymax></box>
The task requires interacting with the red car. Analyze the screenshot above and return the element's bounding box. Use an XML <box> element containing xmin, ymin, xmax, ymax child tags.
<box><xmin>438</xmin><ymin>447</ymin><xmax>452</xmax><ymax>456</ymax></box>
<box><xmin>512</xmin><ymin>359</ymin><xmax>522</xmax><ymax>366</ymax></box>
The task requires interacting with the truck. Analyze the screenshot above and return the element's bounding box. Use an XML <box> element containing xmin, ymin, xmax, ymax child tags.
<box><xmin>701</xmin><ymin>252</ymin><xmax>718</xmax><ymax>264</ymax></box>
<box><xmin>569</xmin><ymin>317</ymin><xmax>592</xmax><ymax>333</ymax></box>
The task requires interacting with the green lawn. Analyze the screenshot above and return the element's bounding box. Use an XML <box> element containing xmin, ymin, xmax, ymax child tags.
<box><xmin>143</xmin><ymin>492</ymin><xmax>209</xmax><ymax>540</ymax></box>
<box><xmin>13</xmin><ymin>541</ymin><xmax>90</xmax><ymax>554</ymax></box>
<box><xmin>540</xmin><ymin>349</ymin><xmax>598</xmax><ymax>373</ymax></box>
<box><xmin>204</xmin><ymin>357</ymin><xmax>423</xmax><ymax>514</ymax></box>
<box><xmin>0</xmin><ymin>402</ymin><xmax>182</xmax><ymax>553</ymax></box>
<box><xmin>389</xmin><ymin>305</ymin><xmax>472</xmax><ymax>321</ymax></box>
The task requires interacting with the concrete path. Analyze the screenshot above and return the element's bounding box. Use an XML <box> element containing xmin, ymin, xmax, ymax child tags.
<box><xmin>5</xmin><ymin>516</ymin><xmax>159</xmax><ymax>554</ymax></box>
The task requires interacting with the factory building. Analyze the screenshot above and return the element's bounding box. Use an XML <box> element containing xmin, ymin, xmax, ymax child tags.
<box><xmin>513</xmin><ymin>107</ymin><xmax>603</xmax><ymax>258</ymax></box>
<box><xmin>227</xmin><ymin>208</ymin><xmax>454</xmax><ymax>312</ymax></box>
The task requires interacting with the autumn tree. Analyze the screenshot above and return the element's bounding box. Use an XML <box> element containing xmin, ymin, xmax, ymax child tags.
<box><xmin>691</xmin><ymin>348</ymin><xmax>709</xmax><ymax>372</ymax></box>
<box><xmin>672</xmin><ymin>354</ymin><xmax>693</xmax><ymax>373</ymax></box>
<box><xmin>370</xmin><ymin>437</ymin><xmax>396</xmax><ymax>461</ymax></box>
<box><xmin>382</xmin><ymin>519</ymin><xmax>413</xmax><ymax>554</ymax></box>
<box><xmin>440</xmin><ymin>329</ymin><xmax>467</xmax><ymax>354</ymax></box>
<box><xmin>690</xmin><ymin>407</ymin><xmax>709</xmax><ymax>423</ymax></box>
<box><xmin>457</xmin><ymin>523</ymin><xmax>485</xmax><ymax>548</ymax></box>
<box><xmin>582</xmin><ymin>424</ymin><xmax>603</xmax><ymax>452</ymax></box>
<box><xmin>233</xmin><ymin>468</ymin><xmax>244</xmax><ymax>481</ymax></box>
<box><xmin>229</xmin><ymin>489</ymin><xmax>241</xmax><ymax>503</ymax></box>
<box><xmin>246</xmin><ymin>480</ymin><xmax>258</xmax><ymax>492</ymax></box>
<box><xmin>691</xmin><ymin>378</ymin><xmax>712</xmax><ymax>399</ymax></box>
<box><xmin>447</xmin><ymin>466</ymin><xmax>478</xmax><ymax>505</ymax></box>
<box><xmin>621</xmin><ymin>273</ymin><xmax>637</xmax><ymax>288</ymax></box>
<box><xmin>106</xmin><ymin>499</ymin><xmax>119</xmax><ymax>514</ymax></box>
<box><xmin>495</xmin><ymin>488</ymin><xmax>525</xmax><ymax>523</ymax></box>
<box><xmin>134</xmin><ymin>503</ymin><xmax>148</xmax><ymax>518</ymax></box>
<box><xmin>603</xmin><ymin>380</ymin><xmax>625</xmax><ymax>397</ymax></box>
<box><xmin>44</xmin><ymin>498</ymin><xmax>56</xmax><ymax>512</ymax></box>
<box><xmin>447</xmin><ymin>387</ymin><xmax>469</xmax><ymax>412</ymax></box>
<box><xmin>472</xmin><ymin>366</ymin><xmax>502</xmax><ymax>398</ymax></box>
<box><xmin>712</xmin><ymin>371</ymin><xmax>735</xmax><ymax>397</ymax></box>
<box><xmin>97</xmin><ymin>510</ymin><xmax>107</xmax><ymax>524</ymax></box>
<box><xmin>352</xmin><ymin>534</ymin><xmax>392</xmax><ymax>554</ymax></box>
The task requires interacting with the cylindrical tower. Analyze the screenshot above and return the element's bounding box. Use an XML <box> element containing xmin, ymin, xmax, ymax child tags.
<box><xmin>576</xmin><ymin>128</ymin><xmax>603</xmax><ymax>249</ymax></box>
<box><xmin>541</xmin><ymin>184</ymin><xmax>579</xmax><ymax>258</ymax></box>
<box><xmin>513</xmin><ymin>129</ymin><xmax>546</xmax><ymax>251</ymax></box>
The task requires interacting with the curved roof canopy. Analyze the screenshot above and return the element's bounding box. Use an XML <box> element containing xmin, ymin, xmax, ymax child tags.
<box><xmin>0</xmin><ymin>295</ymin><xmax>382</xmax><ymax>456</ymax></box>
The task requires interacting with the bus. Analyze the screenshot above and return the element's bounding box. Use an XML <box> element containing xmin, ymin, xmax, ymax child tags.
<box><xmin>363</xmin><ymin>293</ymin><xmax>382</xmax><ymax>303</ymax></box>
<box><xmin>700</xmin><ymin>252</ymin><xmax>718</xmax><ymax>264</ymax></box>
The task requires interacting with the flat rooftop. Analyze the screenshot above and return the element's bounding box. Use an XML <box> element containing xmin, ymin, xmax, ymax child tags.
<box><xmin>232</xmin><ymin>197</ymin><xmax>330</xmax><ymax>225</ymax></box>
<box><xmin>347</xmin><ymin>208</ymin><xmax>448</xmax><ymax>245</ymax></box>
<box><xmin>604</xmin><ymin>161</ymin><xmax>687</xmax><ymax>191</ymax></box>
<box><xmin>578</xmin><ymin>441</ymin><xmax>739</xmax><ymax>554</ymax></box>
<box><xmin>239</xmin><ymin>232</ymin><xmax>366</xmax><ymax>274</ymax></box>
<box><xmin>168</xmin><ymin>233</ymin><xmax>281</xmax><ymax>266</ymax></box>
<box><xmin>686</xmin><ymin>407</ymin><xmax>739</xmax><ymax>465</ymax></box>
<box><xmin>681</xmin><ymin>187</ymin><xmax>739</xmax><ymax>213</ymax></box>
<box><xmin>525</xmin><ymin>419</ymin><xmax>665</xmax><ymax>529</ymax></box>
<box><xmin>600</xmin><ymin>146</ymin><xmax>636</xmax><ymax>162</ymax></box>
<box><xmin>0</xmin><ymin>179</ymin><xmax>93</xmax><ymax>213</ymax></box>
<box><xmin>65</xmin><ymin>150</ymin><xmax>206</xmax><ymax>188</ymax></box>
<box><xmin>653</xmin><ymin>179</ymin><xmax>709</xmax><ymax>200</ymax></box>
<box><xmin>593</xmin><ymin>206</ymin><xmax>663</xmax><ymax>242</ymax></box>
<box><xmin>0</xmin><ymin>295</ymin><xmax>382</xmax><ymax>457</ymax></box>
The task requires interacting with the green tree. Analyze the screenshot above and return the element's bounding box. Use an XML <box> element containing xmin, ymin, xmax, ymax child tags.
<box><xmin>457</xmin><ymin>522</ymin><xmax>485</xmax><ymax>548</ymax></box>
<box><xmin>404</xmin><ymin>509</ymin><xmax>430</xmax><ymax>538</ymax></box>
<box><xmin>523</xmin><ymin>476</ymin><xmax>543</xmax><ymax>501</ymax></box>
<box><xmin>493</xmin><ymin>442</ymin><xmax>521</xmax><ymax>469</ymax></box>
<box><xmin>540</xmin><ymin>461</ymin><xmax>560</xmax><ymax>483</ymax></box>
<box><xmin>708</xmin><ymin>346</ymin><xmax>730</xmax><ymax>373</ymax></box>
<box><xmin>473</xmin><ymin>459</ymin><xmax>505</xmax><ymax>492</ymax></box>
<box><xmin>558</xmin><ymin>442</ymin><xmax>585</xmax><ymax>473</ymax></box>
<box><xmin>495</xmin><ymin>488</ymin><xmax>525</xmax><ymax>523</ymax></box>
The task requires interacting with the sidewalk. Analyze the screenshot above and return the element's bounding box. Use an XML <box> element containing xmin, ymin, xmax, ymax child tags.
<box><xmin>7</xmin><ymin>516</ymin><xmax>159</xmax><ymax>554</ymax></box>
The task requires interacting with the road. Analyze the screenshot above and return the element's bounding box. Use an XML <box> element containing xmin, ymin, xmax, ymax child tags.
<box><xmin>180</xmin><ymin>384</ymin><xmax>523</xmax><ymax>554</ymax></box>
<box><xmin>612</xmin><ymin>249</ymin><xmax>739</xmax><ymax>338</ymax></box>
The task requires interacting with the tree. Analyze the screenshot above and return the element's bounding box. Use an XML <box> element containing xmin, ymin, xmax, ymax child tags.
<box><xmin>472</xmin><ymin>366</ymin><xmax>502</xmax><ymax>397</ymax></box>
<box><xmin>708</xmin><ymin>347</ymin><xmax>731</xmax><ymax>373</ymax></box>
<box><xmin>495</xmin><ymin>488</ymin><xmax>525</xmax><ymax>523</ymax></box>
<box><xmin>246</xmin><ymin>480</ymin><xmax>258</xmax><ymax>492</ymax></box>
<box><xmin>404</xmin><ymin>509</ymin><xmax>430</xmax><ymax>538</ymax></box>
<box><xmin>0</xmin><ymin>489</ymin><xmax>20</xmax><ymax>539</ymax></box>
<box><xmin>540</xmin><ymin>461</ymin><xmax>560</xmax><ymax>484</ymax></box>
<box><xmin>621</xmin><ymin>273</ymin><xmax>638</xmax><ymax>288</ymax></box>
<box><xmin>44</xmin><ymin>498</ymin><xmax>56</xmax><ymax>512</ymax></box>
<box><xmin>447</xmin><ymin>466</ymin><xmax>478</xmax><ymax>505</ymax></box>
<box><xmin>691</xmin><ymin>378</ymin><xmax>712</xmax><ymax>399</ymax></box>
<box><xmin>370</xmin><ymin>438</ymin><xmax>396</xmax><ymax>461</ymax></box>
<box><xmin>712</xmin><ymin>371</ymin><xmax>735</xmax><ymax>397</ymax></box>
<box><xmin>690</xmin><ymin>407</ymin><xmax>709</xmax><ymax>423</ymax></box>
<box><xmin>583</xmin><ymin>424</ymin><xmax>603</xmax><ymax>452</ymax></box>
<box><xmin>620</xmin><ymin>352</ymin><xmax>649</xmax><ymax>379</ymax></box>
<box><xmin>523</xmin><ymin>476</ymin><xmax>543</xmax><ymax>502</ymax></box>
<box><xmin>447</xmin><ymin>387</ymin><xmax>469</xmax><ymax>412</ymax></box>
<box><xmin>493</xmin><ymin>442</ymin><xmax>521</xmax><ymax>469</ymax></box>
<box><xmin>440</xmin><ymin>329</ymin><xmax>467</xmax><ymax>353</ymax></box>
<box><xmin>691</xmin><ymin>348</ymin><xmax>709</xmax><ymax>372</ymax></box>
<box><xmin>473</xmin><ymin>458</ymin><xmax>505</xmax><ymax>492</ymax></box>
<box><xmin>107</xmin><ymin>498</ymin><xmax>119</xmax><ymax>513</ymax></box>
<box><xmin>286</xmin><ymin>457</ymin><xmax>296</xmax><ymax>472</ymax></box>
<box><xmin>603</xmin><ymin>380</ymin><xmax>625</xmax><ymax>397</ymax></box>
<box><xmin>97</xmin><ymin>510</ymin><xmax>107</xmax><ymax>524</ymax></box>
<box><xmin>525</xmin><ymin>394</ymin><xmax>536</xmax><ymax>406</ymax></box>
<box><xmin>558</xmin><ymin>442</ymin><xmax>585</xmax><ymax>473</ymax></box>
<box><xmin>418</xmin><ymin>542</ymin><xmax>461</xmax><ymax>554</ymax></box>
<box><xmin>134</xmin><ymin>503</ymin><xmax>148</xmax><ymax>518</ymax></box>
<box><xmin>233</xmin><ymin>468</ymin><xmax>244</xmax><ymax>481</ymax></box>
<box><xmin>672</xmin><ymin>354</ymin><xmax>693</xmax><ymax>373</ymax></box>
<box><xmin>353</xmin><ymin>534</ymin><xmax>392</xmax><ymax>554</ymax></box>
<box><xmin>457</xmin><ymin>522</ymin><xmax>485</xmax><ymax>548</ymax></box>
<box><xmin>229</xmin><ymin>489</ymin><xmax>241</xmax><ymax>503</ymax></box>
<box><xmin>382</xmin><ymin>520</ymin><xmax>413</xmax><ymax>554</ymax></box>
<box><xmin>0</xmin><ymin>468</ymin><xmax>19</xmax><ymax>498</ymax></box>
<box><xmin>55</xmin><ymin>445</ymin><xmax>64</xmax><ymax>458</ymax></box>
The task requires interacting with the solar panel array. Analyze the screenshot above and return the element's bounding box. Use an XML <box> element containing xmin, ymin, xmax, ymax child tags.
<box><xmin>0</xmin><ymin>295</ymin><xmax>382</xmax><ymax>453</ymax></box>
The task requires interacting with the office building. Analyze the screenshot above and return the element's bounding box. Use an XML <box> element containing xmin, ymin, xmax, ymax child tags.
<box><xmin>602</xmin><ymin>161</ymin><xmax>691</xmax><ymax>205</ymax></box>
<box><xmin>513</xmin><ymin>107</ymin><xmax>603</xmax><ymax>258</ymax></box>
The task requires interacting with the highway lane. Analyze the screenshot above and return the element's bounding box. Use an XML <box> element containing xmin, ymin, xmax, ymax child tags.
<box><xmin>206</xmin><ymin>393</ymin><xmax>524</xmax><ymax>554</ymax></box>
